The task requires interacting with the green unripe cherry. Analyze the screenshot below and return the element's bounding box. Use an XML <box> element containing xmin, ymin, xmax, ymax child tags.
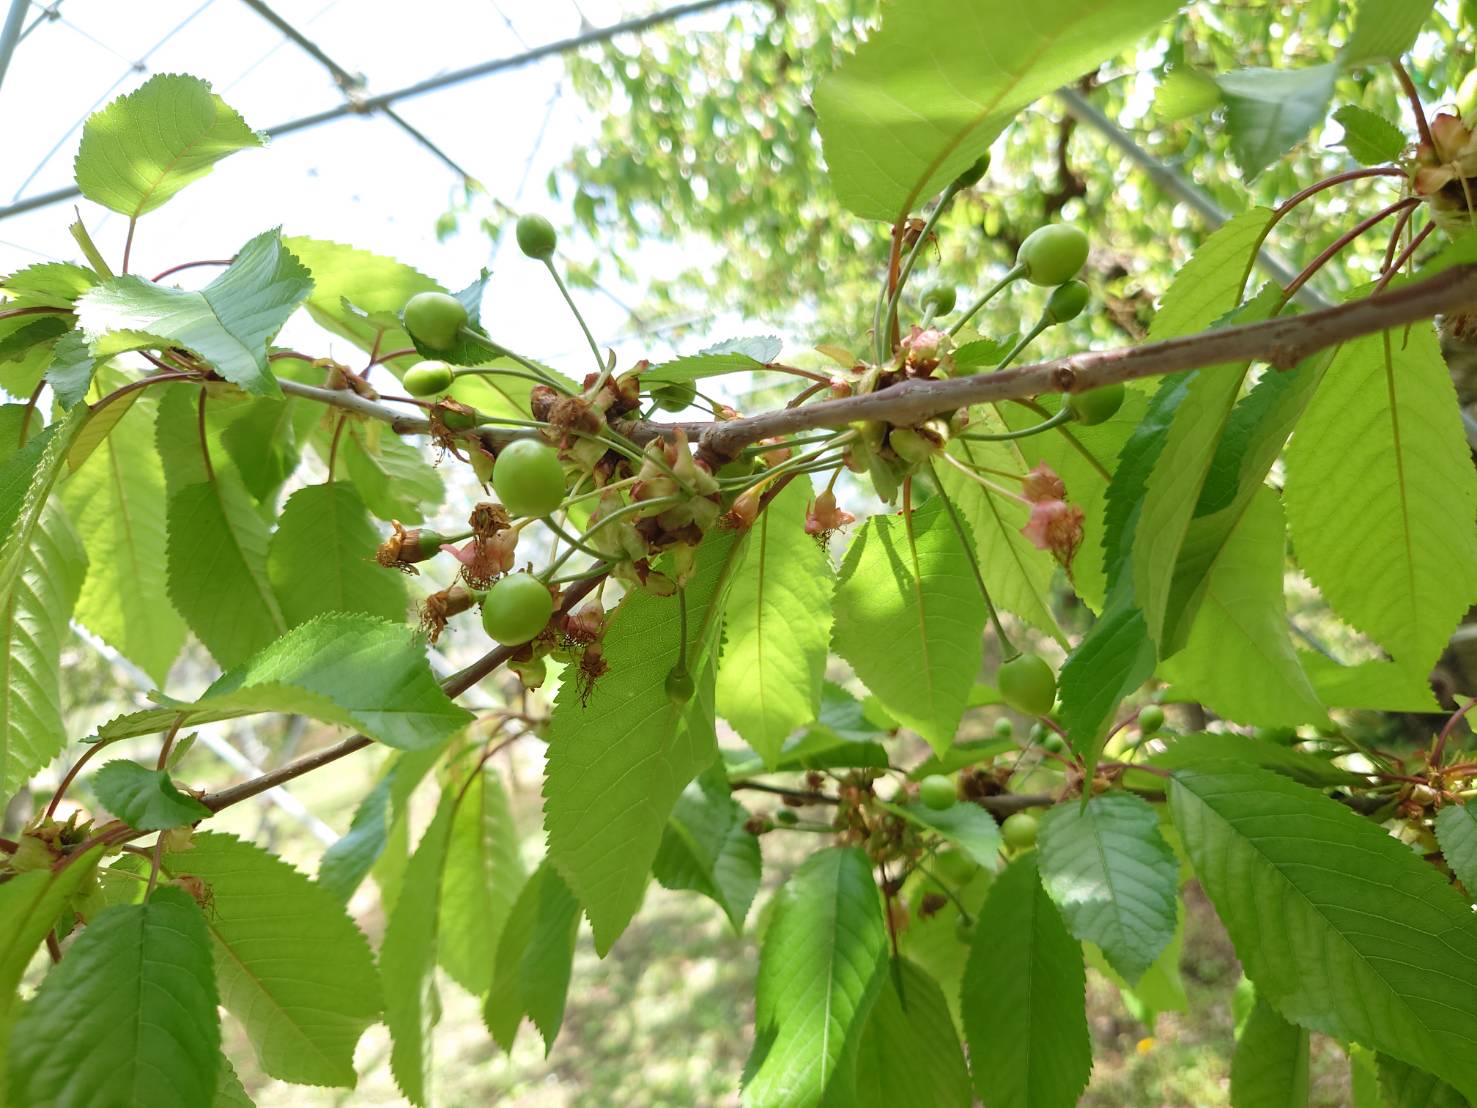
<box><xmin>402</xmin><ymin>291</ymin><xmax>468</xmax><ymax>351</ymax></box>
<box><xmin>921</xmin><ymin>284</ymin><xmax>957</xmax><ymax>315</ymax></box>
<box><xmin>1001</xmin><ymin>811</ymin><xmax>1039</xmax><ymax>851</ymax></box>
<box><xmin>1066</xmin><ymin>382</ymin><xmax>1125</xmax><ymax>425</ymax></box>
<box><xmin>402</xmin><ymin>360</ymin><xmax>454</xmax><ymax>397</ymax></box>
<box><xmin>516</xmin><ymin>213</ymin><xmax>558</xmax><ymax>260</ymax></box>
<box><xmin>919</xmin><ymin>774</ymin><xmax>957</xmax><ymax>811</ymax></box>
<box><xmin>774</xmin><ymin>808</ymin><xmax>799</xmax><ymax>826</ymax></box>
<box><xmin>993</xmin><ymin>717</ymin><xmax>1013</xmax><ymax>740</ymax></box>
<box><xmin>997</xmin><ymin>652</ymin><xmax>1057</xmax><ymax>717</ymax></box>
<box><xmin>480</xmin><ymin>573</ymin><xmax>554</xmax><ymax>645</ymax></box>
<box><xmin>1044</xmin><ymin>279</ymin><xmax>1090</xmax><ymax>324</ymax></box>
<box><xmin>953</xmin><ymin>152</ymin><xmax>990</xmax><ymax>189</ymax></box>
<box><xmin>492</xmin><ymin>439</ymin><xmax>567</xmax><ymax>518</ymax></box>
<box><xmin>1138</xmin><ymin>705</ymin><xmax>1165</xmax><ymax>735</ymax></box>
<box><xmin>666</xmin><ymin>664</ymin><xmax>695</xmax><ymax>705</ymax></box>
<box><xmin>651</xmin><ymin>380</ymin><xmax>697</xmax><ymax>412</ymax></box>
<box><xmin>1017</xmin><ymin>224</ymin><xmax>1089</xmax><ymax>287</ymax></box>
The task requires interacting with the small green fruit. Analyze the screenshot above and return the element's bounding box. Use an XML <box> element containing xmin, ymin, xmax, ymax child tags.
<box><xmin>1017</xmin><ymin>224</ymin><xmax>1089</xmax><ymax>287</ymax></box>
<box><xmin>953</xmin><ymin>152</ymin><xmax>990</xmax><ymax>189</ymax></box>
<box><xmin>403</xmin><ymin>291</ymin><xmax>468</xmax><ymax>351</ymax></box>
<box><xmin>665</xmin><ymin>664</ymin><xmax>695</xmax><ymax>705</ymax></box>
<box><xmin>919</xmin><ymin>774</ymin><xmax>957</xmax><ymax>811</ymax></box>
<box><xmin>1066</xmin><ymin>382</ymin><xmax>1125</xmax><ymax>425</ymax></box>
<box><xmin>997</xmin><ymin>653</ymin><xmax>1057</xmax><ymax>717</ymax></box>
<box><xmin>516</xmin><ymin>213</ymin><xmax>558</xmax><ymax>260</ymax></box>
<box><xmin>402</xmin><ymin>360</ymin><xmax>454</xmax><ymax>397</ymax></box>
<box><xmin>1044</xmin><ymin>279</ymin><xmax>1090</xmax><ymax>324</ymax></box>
<box><xmin>1042</xmin><ymin>732</ymin><xmax>1066</xmax><ymax>754</ymax></box>
<box><xmin>774</xmin><ymin>808</ymin><xmax>799</xmax><ymax>826</ymax></box>
<box><xmin>651</xmin><ymin>380</ymin><xmax>697</xmax><ymax>412</ymax></box>
<box><xmin>888</xmin><ymin>426</ymin><xmax>940</xmax><ymax>467</ymax></box>
<box><xmin>993</xmin><ymin>717</ymin><xmax>1013</xmax><ymax>740</ymax></box>
<box><xmin>1138</xmin><ymin>705</ymin><xmax>1165</xmax><ymax>735</ymax></box>
<box><xmin>492</xmin><ymin>439</ymin><xmax>567</xmax><ymax>518</ymax></box>
<box><xmin>921</xmin><ymin>284</ymin><xmax>957</xmax><ymax>314</ymax></box>
<box><xmin>481</xmin><ymin>573</ymin><xmax>554</xmax><ymax>645</ymax></box>
<box><xmin>1001</xmin><ymin>811</ymin><xmax>1039</xmax><ymax>851</ymax></box>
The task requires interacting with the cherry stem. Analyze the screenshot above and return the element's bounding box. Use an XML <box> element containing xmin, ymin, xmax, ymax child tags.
<box><xmin>948</xmin><ymin>264</ymin><xmax>1026</xmax><ymax>336</ymax></box>
<box><xmin>541</xmin><ymin>257</ymin><xmax>606</xmax><ymax>383</ymax></box>
<box><xmin>18</xmin><ymin>378</ymin><xmax>44</xmax><ymax>448</ymax></box>
<box><xmin>926</xmin><ymin>460</ymin><xmax>1014</xmax><ymax>652</ymax></box>
<box><xmin>150</xmin><ymin>258</ymin><xmax>234</xmax><ymax>283</ymax></box>
<box><xmin>1432</xmin><ymin>697</ymin><xmax>1477</xmax><ymax>765</ymax></box>
<box><xmin>1374</xmin><ymin>221</ymin><xmax>1436</xmax><ymax>293</ymax></box>
<box><xmin>1391</xmin><ymin>58</ymin><xmax>1435</xmax><ymax>152</ymax></box>
<box><xmin>878</xmin><ymin>181</ymin><xmax>962</xmax><ymax>361</ymax></box>
<box><xmin>1277</xmin><ymin>196</ymin><xmax>1421</xmax><ymax>310</ymax></box>
<box><xmin>958</xmin><ymin>405</ymin><xmax>1074</xmax><ymax>442</ymax></box>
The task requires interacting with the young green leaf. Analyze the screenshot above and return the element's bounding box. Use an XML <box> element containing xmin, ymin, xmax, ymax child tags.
<box><xmin>832</xmin><ymin>495</ymin><xmax>985</xmax><ymax>754</ymax></box>
<box><xmin>160</xmin><ymin>832</ymin><xmax>381</xmax><ymax>1088</ymax></box>
<box><xmin>76</xmin><ymin>229</ymin><xmax>312</xmax><ymax>396</ymax></box>
<box><xmin>166</xmin><ymin>472</ymin><xmax>286</xmax><ymax>668</ymax></box>
<box><xmin>382</xmin><ymin>789</ymin><xmax>458</xmax><ymax>1106</ymax></box>
<box><xmin>93</xmin><ymin>759</ymin><xmax>210</xmax><ymax>830</ymax></box>
<box><xmin>317</xmin><ymin>746</ymin><xmax>440</xmax><ymax>902</ymax></box>
<box><xmin>1332</xmin><ymin>105</ymin><xmax>1408</xmax><ymax>166</ymax></box>
<box><xmin>482</xmin><ymin>861</ymin><xmax>583</xmax><ymax>1055</ymax></box>
<box><xmin>0</xmin><ymin>505</ymin><xmax>85</xmax><ymax>801</ymax></box>
<box><xmin>1216</xmin><ymin>65</ymin><xmax>1340</xmax><ymax>181</ymax></box>
<box><xmin>962</xmin><ymin>852</ymin><xmax>1091</xmax><ymax>1108</ymax></box>
<box><xmin>1341</xmin><ymin>0</ymin><xmax>1438</xmax><ymax>66</ymax></box>
<box><xmin>812</xmin><ymin>0</ymin><xmax>1182</xmax><ymax>220</ymax></box>
<box><xmin>1230</xmin><ymin>996</ymin><xmax>1310</xmax><ymax>1108</ymax></box>
<box><xmin>338</xmin><ymin>424</ymin><xmax>445</xmax><ymax>522</ymax></box>
<box><xmin>1434</xmin><ymin>804</ymin><xmax>1477</xmax><ymax>896</ymax></box>
<box><xmin>544</xmin><ymin>530</ymin><xmax>745</xmax><ymax>953</ymax></box>
<box><xmin>653</xmin><ymin>764</ymin><xmax>762</xmax><ymax>930</ymax></box>
<box><xmin>642</xmin><ymin>337</ymin><xmax>779</xmax><ymax>385</ymax></box>
<box><xmin>854</xmin><ymin>959</ymin><xmax>971</xmax><ymax>1108</ymax></box>
<box><xmin>1284</xmin><ymin>326</ymin><xmax>1477</xmax><ymax>670</ymax></box>
<box><xmin>60</xmin><ymin>379</ymin><xmax>184</xmax><ymax>684</ymax></box>
<box><xmin>1147</xmin><ymin>732</ymin><xmax>1360</xmax><ymax>789</ymax></box>
<box><xmin>0</xmin><ymin>406</ymin><xmax>86</xmax><ymax>602</ymax></box>
<box><xmin>1170</xmin><ymin>764</ymin><xmax>1477</xmax><ymax>1100</ymax></box>
<box><xmin>881</xmin><ymin>799</ymin><xmax>1003</xmax><ymax>868</ymax></box>
<box><xmin>743</xmin><ymin>847</ymin><xmax>888</xmax><ymax>1107</ymax></box>
<box><xmin>1299</xmin><ymin>653</ymin><xmax>1439</xmax><ymax>714</ymax></box>
<box><xmin>8</xmin><ymin>887</ymin><xmax>221</xmax><ymax>1108</ymax></box>
<box><xmin>717</xmin><ymin>479</ymin><xmax>834</xmax><ymax>767</ymax></box>
<box><xmin>438</xmin><ymin>767</ymin><xmax>526</xmax><ymax>996</ymax></box>
<box><xmin>1158</xmin><ymin>488</ymin><xmax>1325</xmax><ymax>726</ymax></box>
<box><xmin>268</xmin><ymin>482</ymin><xmax>408</xmax><ymax>627</ymax></box>
<box><xmin>220</xmin><ymin>395</ymin><xmax>302</xmax><ymax>502</ymax></box>
<box><xmin>1037</xmin><ymin>791</ymin><xmax>1179</xmax><ymax>984</ymax></box>
<box><xmin>99</xmin><ymin>613</ymin><xmax>472</xmax><ymax>750</ymax></box>
<box><xmin>74</xmin><ymin>74</ymin><xmax>262</xmax><ymax>218</ymax></box>
<box><xmin>44</xmin><ymin>329</ymin><xmax>97</xmax><ymax>409</ymax></box>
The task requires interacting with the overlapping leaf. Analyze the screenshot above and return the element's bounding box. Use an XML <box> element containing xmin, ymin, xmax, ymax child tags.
<box><xmin>99</xmin><ymin>613</ymin><xmax>472</xmax><ymax>750</ymax></box>
<box><xmin>93</xmin><ymin>760</ymin><xmax>210</xmax><ymax>829</ymax></box>
<box><xmin>438</xmin><ymin>767</ymin><xmax>525</xmax><ymax>996</ymax></box>
<box><xmin>268</xmin><ymin>483</ymin><xmax>407</xmax><ymax>627</ymax></box>
<box><xmin>854</xmin><ymin>959</ymin><xmax>971</xmax><ymax>1108</ymax></box>
<box><xmin>161</xmin><ymin>832</ymin><xmax>381</xmax><ymax>1088</ymax></box>
<box><xmin>1216</xmin><ymin>65</ymin><xmax>1339</xmax><ymax>181</ymax></box>
<box><xmin>653</xmin><ymin>765</ymin><xmax>762</xmax><ymax>930</ymax></box>
<box><xmin>1230</xmin><ymin>996</ymin><xmax>1310</xmax><ymax>1107</ymax></box>
<box><xmin>482</xmin><ymin>862</ymin><xmax>582</xmax><ymax>1054</ymax></box>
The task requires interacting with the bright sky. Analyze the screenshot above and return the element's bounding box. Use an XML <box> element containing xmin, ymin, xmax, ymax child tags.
<box><xmin>0</xmin><ymin>0</ymin><xmax>744</xmax><ymax>370</ymax></box>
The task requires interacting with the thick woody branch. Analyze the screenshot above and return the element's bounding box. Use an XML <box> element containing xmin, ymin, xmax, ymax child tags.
<box><xmin>694</xmin><ymin>264</ymin><xmax>1477</xmax><ymax>457</ymax></box>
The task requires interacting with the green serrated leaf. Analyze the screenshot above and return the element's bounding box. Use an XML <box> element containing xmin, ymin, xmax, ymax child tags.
<box><xmin>92</xmin><ymin>759</ymin><xmax>210</xmax><ymax>829</ymax></box>
<box><xmin>383</xmin><ymin>788</ymin><xmax>459</xmax><ymax>1105</ymax></box>
<box><xmin>1148</xmin><ymin>732</ymin><xmax>1360</xmax><ymax>789</ymax></box>
<box><xmin>1217</xmin><ymin>65</ymin><xmax>1339</xmax><ymax>181</ymax></box>
<box><xmin>1284</xmin><ymin>326</ymin><xmax>1477</xmax><ymax>670</ymax></box>
<box><xmin>1038</xmin><ymin>791</ymin><xmax>1179</xmax><ymax>984</ymax></box>
<box><xmin>166</xmin><ymin>471</ymin><xmax>286</xmax><ymax>668</ymax></box>
<box><xmin>1154</xmin><ymin>66</ymin><xmax>1223</xmax><ymax>121</ymax></box>
<box><xmin>268</xmin><ymin>482</ymin><xmax>407</xmax><ymax>627</ymax></box>
<box><xmin>482</xmin><ymin>861</ymin><xmax>582</xmax><ymax>1055</ymax></box>
<box><xmin>439</xmin><ymin>767</ymin><xmax>525</xmax><ymax>996</ymax></box>
<box><xmin>1342</xmin><ymin>0</ymin><xmax>1438</xmax><ymax>66</ymax></box>
<box><xmin>832</xmin><ymin>495</ymin><xmax>984</xmax><ymax>754</ymax></box>
<box><xmin>220</xmin><ymin>395</ymin><xmax>301</xmax><ymax>501</ymax></box>
<box><xmin>855</xmin><ymin>958</ymin><xmax>971</xmax><ymax>1108</ymax></box>
<box><xmin>213</xmin><ymin>1055</ymin><xmax>255</xmax><ymax>1108</ymax></box>
<box><xmin>743</xmin><ymin>846</ymin><xmax>888</xmax><ymax>1107</ymax></box>
<box><xmin>813</xmin><ymin>0</ymin><xmax>1182</xmax><ymax>220</ymax></box>
<box><xmin>643</xmin><ymin>349</ymin><xmax>769</xmax><ymax>386</ymax></box>
<box><xmin>1333</xmin><ymin>104</ymin><xmax>1408</xmax><ymax>165</ymax></box>
<box><xmin>160</xmin><ymin>832</ymin><xmax>381</xmax><ymax>1088</ymax></box>
<box><xmin>338</xmin><ymin>424</ymin><xmax>444</xmax><ymax>521</ymax></box>
<box><xmin>1434</xmin><ymin>804</ymin><xmax>1477</xmax><ymax>896</ymax></box>
<box><xmin>1376</xmin><ymin>1054</ymin><xmax>1469</xmax><ymax>1108</ymax></box>
<box><xmin>717</xmin><ymin>480</ymin><xmax>833</xmax><ymax>766</ymax></box>
<box><xmin>1158</xmin><ymin>489</ymin><xmax>1325</xmax><ymax>726</ymax></box>
<box><xmin>653</xmin><ymin>765</ymin><xmax>762</xmax><ymax>930</ymax></box>
<box><xmin>61</xmin><ymin>379</ymin><xmax>184</xmax><ymax>684</ymax></box>
<box><xmin>0</xmin><ymin>406</ymin><xmax>86</xmax><ymax>603</ymax></box>
<box><xmin>962</xmin><ymin>851</ymin><xmax>1091</xmax><ymax>1108</ymax></box>
<box><xmin>317</xmin><ymin>747</ymin><xmax>439</xmax><ymax>902</ymax></box>
<box><xmin>1057</xmin><ymin>604</ymin><xmax>1156</xmax><ymax>761</ymax></box>
<box><xmin>0</xmin><ymin>848</ymin><xmax>102</xmax><ymax>1096</ymax></box>
<box><xmin>75</xmin><ymin>74</ymin><xmax>262</xmax><ymax>218</ymax></box>
<box><xmin>45</xmin><ymin>329</ymin><xmax>96</xmax><ymax>409</ymax></box>
<box><xmin>1170</xmin><ymin>764</ymin><xmax>1477</xmax><ymax>1100</ymax></box>
<box><xmin>8</xmin><ymin>886</ymin><xmax>221</xmax><ymax>1108</ymax></box>
<box><xmin>100</xmin><ymin>612</ymin><xmax>471</xmax><ymax>749</ymax></box>
<box><xmin>2</xmin><ymin>262</ymin><xmax>98</xmax><ymax>307</ymax></box>
<box><xmin>0</xmin><ymin>504</ymin><xmax>86</xmax><ymax>801</ymax></box>
<box><xmin>1231</xmin><ymin>996</ymin><xmax>1310</xmax><ymax>1108</ymax></box>
<box><xmin>545</xmin><ymin>530</ymin><xmax>745</xmax><ymax>953</ymax></box>
<box><xmin>76</xmin><ymin>229</ymin><xmax>311</xmax><ymax>396</ymax></box>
